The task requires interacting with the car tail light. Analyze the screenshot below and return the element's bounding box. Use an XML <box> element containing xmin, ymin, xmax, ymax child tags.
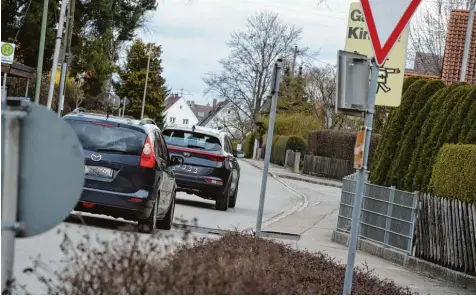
<box><xmin>82</xmin><ymin>202</ymin><xmax>94</xmax><ymax>208</ymax></box>
<box><xmin>139</xmin><ymin>136</ymin><xmax>156</xmax><ymax>168</ymax></box>
<box><xmin>208</xmin><ymin>154</ymin><xmax>227</xmax><ymax>162</ymax></box>
<box><xmin>129</xmin><ymin>198</ymin><xmax>143</xmax><ymax>203</ymax></box>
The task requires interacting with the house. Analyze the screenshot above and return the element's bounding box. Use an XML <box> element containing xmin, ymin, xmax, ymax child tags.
<box><xmin>198</xmin><ymin>99</ymin><xmax>241</xmax><ymax>138</ymax></box>
<box><xmin>162</xmin><ymin>94</ymin><xmax>198</xmax><ymax>126</ymax></box>
<box><xmin>187</xmin><ymin>100</ymin><xmax>214</xmax><ymax>123</ymax></box>
<box><xmin>441</xmin><ymin>9</ymin><xmax>476</xmax><ymax>84</ymax></box>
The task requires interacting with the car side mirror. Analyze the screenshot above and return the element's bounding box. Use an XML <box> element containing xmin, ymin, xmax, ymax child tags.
<box><xmin>232</xmin><ymin>150</ymin><xmax>237</xmax><ymax>157</ymax></box>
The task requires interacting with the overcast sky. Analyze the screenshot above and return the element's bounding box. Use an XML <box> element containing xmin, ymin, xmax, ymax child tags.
<box><xmin>137</xmin><ymin>0</ymin><xmax>423</xmax><ymax>105</ymax></box>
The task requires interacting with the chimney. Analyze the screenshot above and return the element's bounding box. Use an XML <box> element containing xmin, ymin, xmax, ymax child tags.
<box><xmin>213</xmin><ymin>99</ymin><xmax>217</xmax><ymax>110</ymax></box>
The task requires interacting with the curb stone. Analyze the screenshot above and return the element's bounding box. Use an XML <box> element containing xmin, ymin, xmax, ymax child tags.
<box><xmin>241</xmin><ymin>159</ymin><xmax>343</xmax><ymax>188</ymax></box>
<box><xmin>332</xmin><ymin>230</ymin><xmax>476</xmax><ymax>292</ymax></box>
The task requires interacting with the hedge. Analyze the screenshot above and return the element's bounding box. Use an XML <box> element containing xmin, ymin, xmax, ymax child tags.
<box><xmin>446</xmin><ymin>86</ymin><xmax>476</xmax><ymax>144</ymax></box>
<box><xmin>263</xmin><ymin>112</ymin><xmax>322</xmax><ymax>139</ymax></box>
<box><xmin>403</xmin><ymin>82</ymin><xmax>465</xmax><ymax>190</ymax></box>
<box><xmin>430</xmin><ymin>144</ymin><xmax>476</xmax><ymax>202</ymax></box>
<box><xmin>243</xmin><ymin>132</ymin><xmax>256</xmax><ymax>158</ymax></box>
<box><xmin>387</xmin><ymin>80</ymin><xmax>445</xmax><ymax>188</ymax></box>
<box><xmin>370</xmin><ymin>79</ymin><xmax>429</xmax><ymax>186</ymax></box>
<box><xmin>414</xmin><ymin>84</ymin><xmax>472</xmax><ymax>191</ymax></box>
<box><xmin>459</xmin><ymin>89</ymin><xmax>476</xmax><ymax>143</ymax></box>
<box><xmin>402</xmin><ymin>76</ymin><xmax>427</xmax><ymax>95</ymax></box>
<box><xmin>308</xmin><ymin>130</ymin><xmax>381</xmax><ymax>165</ymax></box>
<box><xmin>270</xmin><ymin>135</ymin><xmax>307</xmax><ymax>166</ymax></box>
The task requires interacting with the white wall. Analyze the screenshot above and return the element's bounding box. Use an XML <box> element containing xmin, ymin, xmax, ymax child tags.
<box><xmin>162</xmin><ymin>97</ymin><xmax>198</xmax><ymax>126</ymax></box>
<box><xmin>204</xmin><ymin>103</ymin><xmax>241</xmax><ymax>139</ymax></box>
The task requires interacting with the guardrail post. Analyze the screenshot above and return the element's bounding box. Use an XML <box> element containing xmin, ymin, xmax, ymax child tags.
<box><xmin>408</xmin><ymin>191</ymin><xmax>419</xmax><ymax>255</ymax></box>
<box><xmin>384</xmin><ymin>186</ymin><xmax>395</xmax><ymax>246</ymax></box>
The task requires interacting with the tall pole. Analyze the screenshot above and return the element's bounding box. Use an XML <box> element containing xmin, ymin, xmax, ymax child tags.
<box><xmin>460</xmin><ymin>0</ymin><xmax>476</xmax><ymax>82</ymax></box>
<box><xmin>255</xmin><ymin>58</ymin><xmax>283</xmax><ymax>237</ymax></box>
<box><xmin>46</xmin><ymin>0</ymin><xmax>69</xmax><ymax>110</ymax></box>
<box><xmin>34</xmin><ymin>0</ymin><xmax>50</xmax><ymax>104</ymax></box>
<box><xmin>140</xmin><ymin>46</ymin><xmax>152</xmax><ymax>120</ymax></box>
<box><xmin>251</xmin><ymin>65</ymin><xmax>260</xmax><ymax>159</ymax></box>
<box><xmin>342</xmin><ymin>59</ymin><xmax>379</xmax><ymax>295</ymax></box>
<box><xmin>58</xmin><ymin>0</ymin><xmax>76</xmax><ymax>116</ymax></box>
<box><xmin>291</xmin><ymin>45</ymin><xmax>298</xmax><ymax>77</ymax></box>
<box><xmin>1</xmin><ymin>101</ymin><xmax>23</xmax><ymax>293</ymax></box>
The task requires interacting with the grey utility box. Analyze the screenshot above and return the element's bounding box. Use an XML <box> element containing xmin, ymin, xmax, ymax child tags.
<box><xmin>335</xmin><ymin>50</ymin><xmax>370</xmax><ymax>117</ymax></box>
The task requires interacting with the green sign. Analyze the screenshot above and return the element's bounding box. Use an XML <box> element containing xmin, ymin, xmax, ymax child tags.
<box><xmin>1</xmin><ymin>42</ymin><xmax>16</xmax><ymax>64</ymax></box>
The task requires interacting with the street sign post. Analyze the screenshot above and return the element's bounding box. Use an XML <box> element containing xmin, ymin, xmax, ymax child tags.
<box><xmin>255</xmin><ymin>58</ymin><xmax>283</xmax><ymax>237</ymax></box>
<box><xmin>1</xmin><ymin>42</ymin><xmax>16</xmax><ymax>64</ymax></box>
<box><xmin>1</xmin><ymin>98</ymin><xmax>84</xmax><ymax>293</ymax></box>
<box><xmin>342</xmin><ymin>1</ymin><xmax>423</xmax><ymax>294</ymax></box>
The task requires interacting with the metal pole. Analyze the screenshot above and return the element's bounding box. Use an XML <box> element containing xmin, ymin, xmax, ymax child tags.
<box><xmin>342</xmin><ymin>59</ymin><xmax>379</xmax><ymax>295</ymax></box>
<box><xmin>122</xmin><ymin>98</ymin><xmax>126</xmax><ymax>117</ymax></box>
<box><xmin>34</xmin><ymin>0</ymin><xmax>49</xmax><ymax>104</ymax></box>
<box><xmin>46</xmin><ymin>0</ymin><xmax>69</xmax><ymax>110</ymax></box>
<box><xmin>460</xmin><ymin>0</ymin><xmax>475</xmax><ymax>82</ymax></box>
<box><xmin>251</xmin><ymin>66</ymin><xmax>259</xmax><ymax>159</ymax></box>
<box><xmin>2</xmin><ymin>73</ymin><xmax>7</xmax><ymax>100</ymax></box>
<box><xmin>140</xmin><ymin>47</ymin><xmax>152</xmax><ymax>120</ymax></box>
<box><xmin>291</xmin><ymin>45</ymin><xmax>298</xmax><ymax>76</ymax></box>
<box><xmin>25</xmin><ymin>79</ymin><xmax>30</xmax><ymax>97</ymax></box>
<box><xmin>1</xmin><ymin>102</ymin><xmax>23</xmax><ymax>293</ymax></box>
<box><xmin>57</xmin><ymin>63</ymin><xmax>67</xmax><ymax>116</ymax></box>
<box><xmin>255</xmin><ymin>58</ymin><xmax>283</xmax><ymax>237</ymax></box>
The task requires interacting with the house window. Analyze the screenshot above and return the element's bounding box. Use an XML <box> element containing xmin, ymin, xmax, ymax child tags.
<box><xmin>180</xmin><ymin>105</ymin><xmax>183</xmax><ymax>109</ymax></box>
<box><xmin>227</xmin><ymin>110</ymin><xmax>231</xmax><ymax>114</ymax></box>
<box><xmin>170</xmin><ymin>117</ymin><xmax>176</xmax><ymax>123</ymax></box>
<box><xmin>183</xmin><ymin>119</ymin><xmax>189</xmax><ymax>124</ymax></box>
<box><xmin>198</xmin><ymin>112</ymin><xmax>204</xmax><ymax>117</ymax></box>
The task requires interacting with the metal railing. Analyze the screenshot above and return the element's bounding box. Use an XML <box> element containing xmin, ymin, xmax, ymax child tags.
<box><xmin>337</xmin><ymin>172</ymin><xmax>418</xmax><ymax>254</ymax></box>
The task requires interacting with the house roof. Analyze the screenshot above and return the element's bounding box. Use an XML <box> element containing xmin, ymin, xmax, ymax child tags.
<box><xmin>413</xmin><ymin>52</ymin><xmax>443</xmax><ymax>76</ymax></box>
<box><xmin>164</xmin><ymin>94</ymin><xmax>180</xmax><ymax>111</ymax></box>
<box><xmin>198</xmin><ymin>100</ymin><xmax>232</xmax><ymax>126</ymax></box>
<box><xmin>190</xmin><ymin>104</ymin><xmax>213</xmax><ymax>122</ymax></box>
<box><xmin>441</xmin><ymin>9</ymin><xmax>476</xmax><ymax>84</ymax></box>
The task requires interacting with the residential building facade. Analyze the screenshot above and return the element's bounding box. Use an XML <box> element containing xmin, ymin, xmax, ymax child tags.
<box><xmin>162</xmin><ymin>94</ymin><xmax>198</xmax><ymax>126</ymax></box>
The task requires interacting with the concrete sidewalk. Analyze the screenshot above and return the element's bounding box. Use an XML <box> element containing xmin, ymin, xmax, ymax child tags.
<box><xmin>242</xmin><ymin>158</ymin><xmax>343</xmax><ymax>188</ymax></box>
<box><xmin>253</xmin><ymin>165</ymin><xmax>472</xmax><ymax>295</ymax></box>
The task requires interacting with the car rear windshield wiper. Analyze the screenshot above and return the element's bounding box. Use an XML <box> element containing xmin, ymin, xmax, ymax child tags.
<box><xmin>94</xmin><ymin>148</ymin><xmax>138</xmax><ymax>155</ymax></box>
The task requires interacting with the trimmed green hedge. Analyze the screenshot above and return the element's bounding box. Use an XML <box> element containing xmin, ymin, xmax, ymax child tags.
<box><xmin>387</xmin><ymin>80</ymin><xmax>445</xmax><ymax>187</ymax></box>
<box><xmin>308</xmin><ymin>130</ymin><xmax>381</xmax><ymax>165</ymax></box>
<box><xmin>243</xmin><ymin>132</ymin><xmax>256</xmax><ymax>158</ymax></box>
<box><xmin>402</xmin><ymin>76</ymin><xmax>428</xmax><ymax>95</ymax></box>
<box><xmin>430</xmin><ymin>144</ymin><xmax>476</xmax><ymax>202</ymax></box>
<box><xmin>459</xmin><ymin>89</ymin><xmax>476</xmax><ymax>143</ymax></box>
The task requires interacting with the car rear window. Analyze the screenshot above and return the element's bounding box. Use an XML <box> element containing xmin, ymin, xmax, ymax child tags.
<box><xmin>66</xmin><ymin>119</ymin><xmax>146</xmax><ymax>154</ymax></box>
<box><xmin>162</xmin><ymin>129</ymin><xmax>221</xmax><ymax>152</ymax></box>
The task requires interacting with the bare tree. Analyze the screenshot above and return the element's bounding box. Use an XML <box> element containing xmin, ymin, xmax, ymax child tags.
<box><xmin>203</xmin><ymin>11</ymin><xmax>305</xmax><ymax>128</ymax></box>
<box><xmin>408</xmin><ymin>0</ymin><xmax>469</xmax><ymax>75</ymax></box>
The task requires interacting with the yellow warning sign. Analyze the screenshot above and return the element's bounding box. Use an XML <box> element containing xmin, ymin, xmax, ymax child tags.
<box><xmin>345</xmin><ymin>2</ymin><xmax>409</xmax><ymax>107</ymax></box>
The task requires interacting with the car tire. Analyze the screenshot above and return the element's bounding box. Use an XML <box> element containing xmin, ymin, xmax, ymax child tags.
<box><xmin>157</xmin><ymin>190</ymin><xmax>176</xmax><ymax>230</ymax></box>
<box><xmin>138</xmin><ymin>198</ymin><xmax>157</xmax><ymax>234</ymax></box>
<box><xmin>216</xmin><ymin>184</ymin><xmax>230</xmax><ymax>211</ymax></box>
<box><xmin>228</xmin><ymin>178</ymin><xmax>239</xmax><ymax>208</ymax></box>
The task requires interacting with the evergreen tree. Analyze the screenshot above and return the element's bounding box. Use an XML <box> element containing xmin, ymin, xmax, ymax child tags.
<box><xmin>117</xmin><ymin>40</ymin><xmax>168</xmax><ymax>124</ymax></box>
<box><xmin>276</xmin><ymin>66</ymin><xmax>313</xmax><ymax>115</ymax></box>
<box><xmin>388</xmin><ymin>80</ymin><xmax>445</xmax><ymax>188</ymax></box>
<box><xmin>445</xmin><ymin>86</ymin><xmax>476</xmax><ymax>144</ymax></box>
<box><xmin>370</xmin><ymin>79</ymin><xmax>429</xmax><ymax>186</ymax></box>
<box><xmin>458</xmin><ymin>89</ymin><xmax>476</xmax><ymax>143</ymax></box>
<box><xmin>414</xmin><ymin>85</ymin><xmax>472</xmax><ymax>191</ymax></box>
<box><xmin>403</xmin><ymin>83</ymin><xmax>463</xmax><ymax>190</ymax></box>
<box><xmin>402</xmin><ymin>76</ymin><xmax>427</xmax><ymax>95</ymax></box>
<box><xmin>464</xmin><ymin>118</ymin><xmax>476</xmax><ymax>143</ymax></box>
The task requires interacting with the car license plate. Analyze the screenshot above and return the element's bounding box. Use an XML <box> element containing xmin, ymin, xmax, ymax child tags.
<box><xmin>85</xmin><ymin>165</ymin><xmax>114</xmax><ymax>178</ymax></box>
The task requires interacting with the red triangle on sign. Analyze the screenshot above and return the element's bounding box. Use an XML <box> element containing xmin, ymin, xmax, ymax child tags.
<box><xmin>360</xmin><ymin>0</ymin><xmax>422</xmax><ymax>66</ymax></box>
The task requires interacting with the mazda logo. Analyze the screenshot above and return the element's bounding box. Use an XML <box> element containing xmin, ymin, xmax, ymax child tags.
<box><xmin>91</xmin><ymin>153</ymin><xmax>102</xmax><ymax>161</ymax></box>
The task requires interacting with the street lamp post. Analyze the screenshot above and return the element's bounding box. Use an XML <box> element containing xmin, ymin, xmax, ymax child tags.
<box><xmin>140</xmin><ymin>45</ymin><xmax>152</xmax><ymax>120</ymax></box>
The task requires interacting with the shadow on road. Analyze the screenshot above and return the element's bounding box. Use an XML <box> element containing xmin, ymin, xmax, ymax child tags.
<box><xmin>64</xmin><ymin>214</ymin><xmax>136</xmax><ymax>232</ymax></box>
<box><xmin>176</xmin><ymin>198</ymin><xmax>216</xmax><ymax>210</ymax></box>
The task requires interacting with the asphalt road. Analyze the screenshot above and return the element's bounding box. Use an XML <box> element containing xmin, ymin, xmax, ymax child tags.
<box><xmin>11</xmin><ymin>160</ymin><xmax>304</xmax><ymax>294</ymax></box>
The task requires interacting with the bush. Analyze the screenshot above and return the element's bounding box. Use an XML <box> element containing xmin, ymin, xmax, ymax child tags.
<box><xmin>28</xmin><ymin>229</ymin><xmax>412</xmax><ymax>295</ymax></box>
<box><xmin>308</xmin><ymin>130</ymin><xmax>381</xmax><ymax>165</ymax></box>
<box><xmin>458</xmin><ymin>88</ymin><xmax>476</xmax><ymax>143</ymax></box>
<box><xmin>403</xmin><ymin>82</ymin><xmax>466</xmax><ymax>190</ymax></box>
<box><xmin>416</xmin><ymin>84</ymin><xmax>473</xmax><ymax>191</ymax></box>
<box><xmin>446</xmin><ymin>86</ymin><xmax>476</xmax><ymax>144</ymax></box>
<box><xmin>387</xmin><ymin>80</ymin><xmax>445</xmax><ymax>188</ymax></box>
<box><xmin>243</xmin><ymin>132</ymin><xmax>256</xmax><ymax>158</ymax></box>
<box><xmin>264</xmin><ymin>112</ymin><xmax>322</xmax><ymax>139</ymax></box>
<box><xmin>402</xmin><ymin>76</ymin><xmax>427</xmax><ymax>95</ymax></box>
<box><xmin>287</xmin><ymin>135</ymin><xmax>308</xmax><ymax>154</ymax></box>
<box><xmin>271</xmin><ymin>136</ymin><xmax>289</xmax><ymax>165</ymax></box>
<box><xmin>370</xmin><ymin>79</ymin><xmax>429</xmax><ymax>186</ymax></box>
<box><xmin>430</xmin><ymin>144</ymin><xmax>476</xmax><ymax>202</ymax></box>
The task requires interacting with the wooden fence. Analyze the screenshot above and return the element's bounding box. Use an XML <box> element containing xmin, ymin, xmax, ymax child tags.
<box><xmin>302</xmin><ymin>154</ymin><xmax>354</xmax><ymax>179</ymax></box>
<box><xmin>414</xmin><ymin>194</ymin><xmax>476</xmax><ymax>276</ymax></box>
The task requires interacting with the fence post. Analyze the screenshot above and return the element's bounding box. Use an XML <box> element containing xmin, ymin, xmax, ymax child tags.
<box><xmin>408</xmin><ymin>191</ymin><xmax>419</xmax><ymax>255</ymax></box>
<box><xmin>293</xmin><ymin>151</ymin><xmax>300</xmax><ymax>173</ymax></box>
<box><xmin>384</xmin><ymin>186</ymin><xmax>395</xmax><ymax>246</ymax></box>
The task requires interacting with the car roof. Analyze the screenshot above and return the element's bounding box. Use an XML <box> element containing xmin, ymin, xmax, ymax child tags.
<box><xmin>163</xmin><ymin>124</ymin><xmax>227</xmax><ymax>138</ymax></box>
<box><xmin>63</xmin><ymin>112</ymin><xmax>159</xmax><ymax>133</ymax></box>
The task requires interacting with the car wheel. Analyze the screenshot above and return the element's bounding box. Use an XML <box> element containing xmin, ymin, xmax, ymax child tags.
<box><xmin>215</xmin><ymin>184</ymin><xmax>230</xmax><ymax>211</ymax></box>
<box><xmin>228</xmin><ymin>178</ymin><xmax>239</xmax><ymax>208</ymax></box>
<box><xmin>157</xmin><ymin>190</ymin><xmax>176</xmax><ymax>230</ymax></box>
<box><xmin>138</xmin><ymin>198</ymin><xmax>157</xmax><ymax>234</ymax></box>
